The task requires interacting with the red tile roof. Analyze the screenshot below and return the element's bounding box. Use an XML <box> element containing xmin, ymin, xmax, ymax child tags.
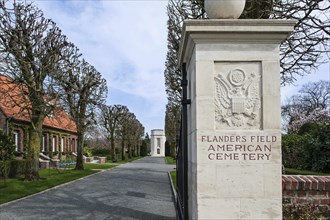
<box><xmin>0</xmin><ymin>74</ymin><xmax>77</xmax><ymax>133</ymax></box>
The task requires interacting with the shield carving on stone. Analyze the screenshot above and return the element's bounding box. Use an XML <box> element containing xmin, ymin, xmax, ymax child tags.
<box><xmin>214</xmin><ymin>67</ymin><xmax>261</xmax><ymax>129</ymax></box>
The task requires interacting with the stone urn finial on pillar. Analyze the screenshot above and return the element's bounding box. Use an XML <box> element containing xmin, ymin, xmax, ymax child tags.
<box><xmin>204</xmin><ymin>0</ymin><xmax>246</xmax><ymax>19</ymax></box>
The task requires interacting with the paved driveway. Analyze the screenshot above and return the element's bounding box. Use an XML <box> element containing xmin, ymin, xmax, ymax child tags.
<box><xmin>0</xmin><ymin>157</ymin><xmax>176</xmax><ymax>220</ymax></box>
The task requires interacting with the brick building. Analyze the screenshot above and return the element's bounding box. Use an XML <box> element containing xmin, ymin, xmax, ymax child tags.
<box><xmin>0</xmin><ymin>75</ymin><xmax>78</xmax><ymax>160</ymax></box>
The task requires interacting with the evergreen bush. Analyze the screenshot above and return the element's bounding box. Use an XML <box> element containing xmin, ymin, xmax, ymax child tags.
<box><xmin>283</xmin><ymin>203</ymin><xmax>327</xmax><ymax>220</ymax></box>
<box><xmin>83</xmin><ymin>147</ymin><xmax>92</xmax><ymax>157</ymax></box>
<box><xmin>282</xmin><ymin>123</ymin><xmax>330</xmax><ymax>173</ymax></box>
<box><xmin>91</xmin><ymin>148</ymin><xmax>112</xmax><ymax>156</ymax></box>
<box><xmin>140</xmin><ymin>143</ymin><xmax>148</xmax><ymax>157</ymax></box>
<box><xmin>0</xmin><ymin>161</ymin><xmax>10</xmax><ymax>179</ymax></box>
<box><xmin>0</xmin><ymin>130</ymin><xmax>15</xmax><ymax>160</ymax></box>
<box><xmin>0</xmin><ymin>130</ymin><xmax>16</xmax><ymax>179</ymax></box>
<box><xmin>8</xmin><ymin>160</ymin><xmax>28</xmax><ymax>178</ymax></box>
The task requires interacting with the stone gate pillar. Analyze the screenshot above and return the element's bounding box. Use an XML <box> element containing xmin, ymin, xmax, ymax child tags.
<box><xmin>179</xmin><ymin>20</ymin><xmax>295</xmax><ymax>219</ymax></box>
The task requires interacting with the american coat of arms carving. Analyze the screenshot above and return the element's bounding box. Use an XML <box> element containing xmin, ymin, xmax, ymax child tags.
<box><xmin>214</xmin><ymin>68</ymin><xmax>260</xmax><ymax>129</ymax></box>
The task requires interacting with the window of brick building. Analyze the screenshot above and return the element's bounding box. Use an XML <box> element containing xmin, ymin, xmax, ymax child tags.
<box><xmin>13</xmin><ymin>131</ymin><xmax>19</xmax><ymax>151</ymax></box>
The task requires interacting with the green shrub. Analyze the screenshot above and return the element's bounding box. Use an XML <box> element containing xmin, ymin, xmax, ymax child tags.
<box><xmin>305</xmin><ymin>123</ymin><xmax>330</xmax><ymax>172</ymax></box>
<box><xmin>283</xmin><ymin>203</ymin><xmax>327</xmax><ymax>220</ymax></box>
<box><xmin>116</xmin><ymin>153</ymin><xmax>122</xmax><ymax>161</ymax></box>
<box><xmin>0</xmin><ymin>130</ymin><xmax>15</xmax><ymax>160</ymax></box>
<box><xmin>83</xmin><ymin>147</ymin><xmax>92</xmax><ymax>157</ymax></box>
<box><xmin>8</xmin><ymin>160</ymin><xmax>27</xmax><ymax>178</ymax></box>
<box><xmin>165</xmin><ymin>156</ymin><xmax>176</xmax><ymax>164</ymax></box>
<box><xmin>140</xmin><ymin>143</ymin><xmax>148</xmax><ymax>157</ymax></box>
<box><xmin>0</xmin><ymin>161</ymin><xmax>11</xmax><ymax>178</ymax></box>
<box><xmin>282</xmin><ymin>134</ymin><xmax>310</xmax><ymax>170</ymax></box>
<box><xmin>282</xmin><ymin>123</ymin><xmax>330</xmax><ymax>173</ymax></box>
<box><xmin>91</xmin><ymin>148</ymin><xmax>111</xmax><ymax>156</ymax></box>
<box><xmin>165</xmin><ymin>141</ymin><xmax>171</xmax><ymax>157</ymax></box>
<box><xmin>62</xmin><ymin>154</ymin><xmax>75</xmax><ymax>162</ymax></box>
<box><xmin>298</xmin><ymin>122</ymin><xmax>320</xmax><ymax>135</ymax></box>
<box><xmin>0</xmin><ymin>132</ymin><xmax>16</xmax><ymax>179</ymax></box>
<box><xmin>0</xmin><ymin>159</ymin><xmax>28</xmax><ymax>178</ymax></box>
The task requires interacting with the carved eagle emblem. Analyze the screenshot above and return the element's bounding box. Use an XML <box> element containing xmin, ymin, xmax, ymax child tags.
<box><xmin>214</xmin><ymin>69</ymin><xmax>260</xmax><ymax>127</ymax></box>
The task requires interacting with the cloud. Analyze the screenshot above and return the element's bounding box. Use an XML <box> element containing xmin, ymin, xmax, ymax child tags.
<box><xmin>33</xmin><ymin>0</ymin><xmax>168</xmax><ymax>132</ymax></box>
<box><xmin>29</xmin><ymin>0</ymin><xmax>328</xmax><ymax>132</ymax></box>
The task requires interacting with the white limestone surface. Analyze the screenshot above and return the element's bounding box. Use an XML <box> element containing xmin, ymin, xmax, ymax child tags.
<box><xmin>150</xmin><ymin>129</ymin><xmax>166</xmax><ymax>157</ymax></box>
<box><xmin>179</xmin><ymin>19</ymin><xmax>296</xmax><ymax>220</ymax></box>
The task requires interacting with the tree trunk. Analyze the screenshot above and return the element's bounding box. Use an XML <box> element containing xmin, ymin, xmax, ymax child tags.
<box><xmin>132</xmin><ymin>145</ymin><xmax>135</xmax><ymax>157</ymax></box>
<box><xmin>121</xmin><ymin>140</ymin><xmax>125</xmax><ymax>161</ymax></box>
<box><xmin>137</xmin><ymin>145</ymin><xmax>140</xmax><ymax>157</ymax></box>
<box><xmin>111</xmin><ymin>133</ymin><xmax>116</xmax><ymax>162</ymax></box>
<box><xmin>170</xmin><ymin>144</ymin><xmax>176</xmax><ymax>159</ymax></box>
<box><xmin>128</xmin><ymin>144</ymin><xmax>131</xmax><ymax>159</ymax></box>
<box><xmin>25</xmin><ymin>119</ymin><xmax>43</xmax><ymax>181</ymax></box>
<box><xmin>75</xmin><ymin>131</ymin><xmax>84</xmax><ymax>170</ymax></box>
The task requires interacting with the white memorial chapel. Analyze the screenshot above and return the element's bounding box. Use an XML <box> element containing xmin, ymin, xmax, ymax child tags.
<box><xmin>150</xmin><ymin>129</ymin><xmax>166</xmax><ymax>157</ymax></box>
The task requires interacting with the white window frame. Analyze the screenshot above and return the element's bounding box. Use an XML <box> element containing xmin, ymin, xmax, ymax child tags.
<box><xmin>61</xmin><ymin>137</ymin><xmax>65</xmax><ymax>153</ymax></box>
<box><xmin>42</xmin><ymin>135</ymin><xmax>46</xmax><ymax>152</ymax></box>
<box><xmin>13</xmin><ymin>131</ymin><xmax>19</xmax><ymax>151</ymax></box>
<box><xmin>52</xmin><ymin>136</ymin><xmax>56</xmax><ymax>152</ymax></box>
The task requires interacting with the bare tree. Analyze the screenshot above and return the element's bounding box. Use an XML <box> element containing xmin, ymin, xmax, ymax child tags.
<box><xmin>164</xmin><ymin>0</ymin><xmax>203</xmax><ymax>154</ymax></box>
<box><xmin>127</xmin><ymin>118</ymin><xmax>144</xmax><ymax>157</ymax></box>
<box><xmin>0</xmin><ymin>1</ymin><xmax>74</xmax><ymax>180</ymax></box>
<box><xmin>85</xmin><ymin>125</ymin><xmax>110</xmax><ymax>149</ymax></box>
<box><xmin>56</xmin><ymin>58</ymin><xmax>107</xmax><ymax>170</ymax></box>
<box><xmin>297</xmin><ymin>80</ymin><xmax>330</xmax><ymax>113</ymax></box>
<box><xmin>117</xmin><ymin>112</ymin><xmax>136</xmax><ymax>160</ymax></box>
<box><xmin>117</xmin><ymin>111</ymin><xmax>144</xmax><ymax>159</ymax></box>
<box><xmin>282</xmin><ymin>80</ymin><xmax>330</xmax><ymax>132</ymax></box>
<box><xmin>100</xmin><ymin>104</ymin><xmax>129</xmax><ymax>162</ymax></box>
<box><xmin>273</xmin><ymin>0</ymin><xmax>330</xmax><ymax>85</ymax></box>
<box><xmin>165</xmin><ymin>102</ymin><xmax>181</xmax><ymax>158</ymax></box>
<box><xmin>164</xmin><ymin>0</ymin><xmax>329</xmax><ymax>146</ymax></box>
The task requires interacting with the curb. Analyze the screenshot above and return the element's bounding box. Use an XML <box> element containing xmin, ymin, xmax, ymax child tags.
<box><xmin>168</xmin><ymin>171</ymin><xmax>177</xmax><ymax>204</ymax></box>
<box><xmin>168</xmin><ymin>170</ymin><xmax>179</xmax><ymax>219</ymax></box>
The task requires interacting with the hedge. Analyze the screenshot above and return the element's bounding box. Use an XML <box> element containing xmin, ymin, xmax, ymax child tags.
<box><xmin>0</xmin><ymin>159</ymin><xmax>28</xmax><ymax>178</ymax></box>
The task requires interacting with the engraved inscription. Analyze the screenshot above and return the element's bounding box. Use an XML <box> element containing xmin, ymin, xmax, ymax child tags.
<box><xmin>214</xmin><ymin>65</ymin><xmax>261</xmax><ymax>130</ymax></box>
<box><xmin>201</xmin><ymin>135</ymin><xmax>277</xmax><ymax>161</ymax></box>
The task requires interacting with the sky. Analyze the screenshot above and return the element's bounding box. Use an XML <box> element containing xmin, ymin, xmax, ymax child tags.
<box><xmin>30</xmin><ymin>0</ymin><xmax>329</xmax><ymax>134</ymax></box>
<box><xmin>33</xmin><ymin>0</ymin><xmax>169</xmax><ymax>134</ymax></box>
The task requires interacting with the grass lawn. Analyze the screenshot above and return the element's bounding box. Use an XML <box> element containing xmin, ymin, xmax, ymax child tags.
<box><xmin>64</xmin><ymin>163</ymin><xmax>118</xmax><ymax>170</ymax></box>
<box><xmin>83</xmin><ymin>163</ymin><xmax>118</xmax><ymax>169</ymax></box>
<box><xmin>121</xmin><ymin>156</ymin><xmax>142</xmax><ymax>163</ymax></box>
<box><xmin>284</xmin><ymin>168</ymin><xmax>330</xmax><ymax>176</ymax></box>
<box><xmin>63</xmin><ymin>156</ymin><xmax>142</xmax><ymax>169</ymax></box>
<box><xmin>0</xmin><ymin>156</ymin><xmax>143</xmax><ymax>205</ymax></box>
<box><xmin>170</xmin><ymin>170</ymin><xmax>176</xmax><ymax>188</ymax></box>
<box><xmin>0</xmin><ymin>169</ymin><xmax>97</xmax><ymax>204</ymax></box>
<box><xmin>165</xmin><ymin>156</ymin><xmax>176</xmax><ymax>164</ymax></box>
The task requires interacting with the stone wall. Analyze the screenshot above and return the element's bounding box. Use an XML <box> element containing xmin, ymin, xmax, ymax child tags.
<box><xmin>282</xmin><ymin>175</ymin><xmax>330</xmax><ymax>218</ymax></box>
